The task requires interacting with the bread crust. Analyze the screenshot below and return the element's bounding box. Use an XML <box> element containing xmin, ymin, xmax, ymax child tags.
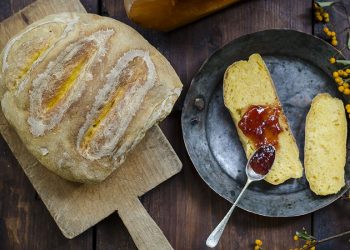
<box><xmin>223</xmin><ymin>54</ymin><xmax>303</xmax><ymax>185</ymax></box>
<box><xmin>0</xmin><ymin>13</ymin><xmax>182</xmax><ymax>183</ymax></box>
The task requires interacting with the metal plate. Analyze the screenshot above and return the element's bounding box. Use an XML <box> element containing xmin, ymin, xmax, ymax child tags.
<box><xmin>182</xmin><ymin>29</ymin><xmax>350</xmax><ymax>217</ymax></box>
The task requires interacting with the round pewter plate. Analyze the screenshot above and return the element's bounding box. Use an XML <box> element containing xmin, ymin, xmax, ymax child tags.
<box><xmin>182</xmin><ymin>29</ymin><xmax>350</xmax><ymax>217</ymax></box>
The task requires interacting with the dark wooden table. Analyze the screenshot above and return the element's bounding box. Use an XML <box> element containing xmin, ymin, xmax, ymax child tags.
<box><xmin>1</xmin><ymin>0</ymin><xmax>350</xmax><ymax>249</ymax></box>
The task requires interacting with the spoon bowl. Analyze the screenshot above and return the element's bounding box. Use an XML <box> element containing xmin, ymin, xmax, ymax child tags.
<box><xmin>246</xmin><ymin>144</ymin><xmax>276</xmax><ymax>181</ymax></box>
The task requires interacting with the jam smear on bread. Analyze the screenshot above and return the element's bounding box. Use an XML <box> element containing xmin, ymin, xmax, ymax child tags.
<box><xmin>238</xmin><ymin>105</ymin><xmax>282</xmax><ymax>149</ymax></box>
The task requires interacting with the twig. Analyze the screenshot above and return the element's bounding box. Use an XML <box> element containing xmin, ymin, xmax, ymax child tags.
<box><xmin>301</xmin><ymin>230</ymin><xmax>350</xmax><ymax>250</ymax></box>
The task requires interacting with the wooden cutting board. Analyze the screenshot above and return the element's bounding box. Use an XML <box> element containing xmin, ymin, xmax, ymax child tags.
<box><xmin>0</xmin><ymin>0</ymin><xmax>182</xmax><ymax>249</ymax></box>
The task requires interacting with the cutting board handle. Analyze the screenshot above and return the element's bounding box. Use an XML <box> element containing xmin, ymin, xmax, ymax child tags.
<box><xmin>118</xmin><ymin>197</ymin><xmax>173</xmax><ymax>250</ymax></box>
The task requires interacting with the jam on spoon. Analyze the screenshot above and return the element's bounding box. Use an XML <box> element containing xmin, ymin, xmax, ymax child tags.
<box><xmin>249</xmin><ymin>144</ymin><xmax>276</xmax><ymax>175</ymax></box>
<box><xmin>238</xmin><ymin>105</ymin><xmax>282</xmax><ymax>149</ymax></box>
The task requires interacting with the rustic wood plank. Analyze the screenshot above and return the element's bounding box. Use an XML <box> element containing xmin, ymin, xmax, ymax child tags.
<box><xmin>0</xmin><ymin>0</ymin><xmax>98</xmax><ymax>20</ymax></box>
<box><xmin>0</xmin><ymin>1</ymin><xmax>182</xmax><ymax>250</ymax></box>
<box><xmin>313</xmin><ymin>198</ymin><xmax>350</xmax><ymax>250</ymax></box>
<box><xmin>0</xmin><ymin>0</ymin><xmax>91</xmax><ymax>250</ymax></box>
<box><xmin>0</xmin><ymin>1</ymin><xmax>96</xmax><ymax>250</ymax></box>
<box><xmin>312</xmin><ymin>2</ymin><xmax>350</xmax><ymax>249</ymax></box>
<box><xmin>96</xmin><ymin>213</ymin><xmax>137</xmax><ymax>250</ymax></box>
<box><xmin>80</xmin><ymin>0</ymin><xmax>99</xmax><ymax>13</ymax></box>
<box><xmin>0</xmin><ymin>136</ymin><xmax>94</xmax><ymax>250</ymax></box>
<box><xmin>6</xmin><ymin>0</ymin><xmax>346</xmax><ymax>250</ymax></box>
<box><xmin>99</xmin><ymin>0</ymin><xmax>314</xmax><ymax>249</ymax></box>
<box><xmin>0</xmin><ymin>0</ymin><xmax>35</xmax><ymax>21</ymax></box>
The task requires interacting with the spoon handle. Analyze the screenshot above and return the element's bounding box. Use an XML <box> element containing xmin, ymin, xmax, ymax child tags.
<box><xmin>206</xmin><ymin>179</ymin><xmax>252</xmax><ymax>248</ymax></box>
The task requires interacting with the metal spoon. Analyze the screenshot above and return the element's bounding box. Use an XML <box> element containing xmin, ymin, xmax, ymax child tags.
<box><xmin>206</xmin><ymin>145</ymin><xmax>276</xmax><ymax>248</ymax></box>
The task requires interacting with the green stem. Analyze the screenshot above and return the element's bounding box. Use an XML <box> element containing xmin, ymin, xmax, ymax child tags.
<box><xmin>336</xmin><ymin>59</ymin><xmax>350</xmax><ymax>65</ymax></box>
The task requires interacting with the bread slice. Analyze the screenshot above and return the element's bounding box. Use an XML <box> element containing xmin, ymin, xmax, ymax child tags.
<box><xmin>223</xmin><ymin>53</ymin><xmax>303</xmax><ymax>185</ymax></box>
<box><xmin>304</xmin><ymin>93</ymin><xmax>347</xmax><ymax>195</ymax></box>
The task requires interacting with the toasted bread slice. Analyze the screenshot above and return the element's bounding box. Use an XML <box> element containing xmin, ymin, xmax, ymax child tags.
<box><xmin>223</xmin><ymin>53</ymin><xmax>303</xmax><ymax>185</ymax></box>
<box><xmin>304</xmin><ymin>93</ymin><xmax>347</xmax><ymax>195</ymax></box>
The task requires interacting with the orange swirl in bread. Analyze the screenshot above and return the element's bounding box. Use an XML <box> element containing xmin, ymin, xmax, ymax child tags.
<box><xmin>28</xmin><ymin>30</ymin><xmax>114</xmax><ymax>137</ymax></box>
<box><xmin>77</xmin><ymin>50</ymin><xmax>156</xmax><ymax>160</ymax></box>
<box><xmin>1</xmin><ymin>14</ymin><xmax>79</xmax><ymax>95</ymax></box>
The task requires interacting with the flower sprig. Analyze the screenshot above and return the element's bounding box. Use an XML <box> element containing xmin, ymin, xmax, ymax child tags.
<box><xmin>314</xmin><ymin>1</ymin><xmax>340</xmax><ymax>47</ymax></box>
<box><xmin>314</xmin><ymin>1</ymin><xmax>350</xmax><ymax>48</ymax></box>
<box><xmin>328</xmin><ymin>56</ymin><xmax>350</xmax><ymax>116</ymax></box>
<box><xmin>314</xmin><ymin>1</ymin><xmax>332</xmax><ymax>22</ymax></box>
<box><xmin>323</xmin><ymin>27</ymin><xmax>338</xmax><ymax>46</ymax></box>
<box><xmin>289</xmin><ymin>228</ymin><xmax>317</xmax><ymax>250</ymax></box>
<box><xmin>295</xmin><ymin>228</ymin><xmax>350</xmax><ymax>250</ymax></box>
<box><xmin>254</xmin><ymin>227</ymin><xmax>350</xmax><ymax>250</ymax></box>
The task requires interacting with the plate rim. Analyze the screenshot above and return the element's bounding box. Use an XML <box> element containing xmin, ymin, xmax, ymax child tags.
<box><xmin>181</xmin><ymin>28</ymin><xmax>350</xmax><ymax>217</ymax></box>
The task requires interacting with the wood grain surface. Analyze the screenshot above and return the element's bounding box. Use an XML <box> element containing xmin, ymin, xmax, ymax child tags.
<box><xmin>0</xmin><ymin>1</ymin><xmax>181</xmax><ymax>249</ymax></box>
<box><xmin>303</xmin><ymin>2</ymin><xmax>350</xmax><ymax>249</ymax></box>
<box><xmin>0</xmin><ymin>1</ymin><xmax>95</xmax><ymax>249</ymax></box>
<box><xmin>1</xmin><ymin>0</ymin><xmax>350</xmax><ymax>250</ymax></box>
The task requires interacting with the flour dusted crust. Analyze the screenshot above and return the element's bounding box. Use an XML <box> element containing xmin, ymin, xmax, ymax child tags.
<box><xmin>0</xmin><ymin>13</ymin><xmax>182</xmax><ymax>183</ymax></box>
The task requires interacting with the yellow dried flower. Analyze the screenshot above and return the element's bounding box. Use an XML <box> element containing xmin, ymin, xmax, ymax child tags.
<box><xmin>331</xmin><ymin>39</ymin><xmax>338</xmax><ymax>46</ymax></box>
<box><xmin>255</xmin><ymin>239</ymin><xmax>263</xmax><ymax>246</ymax></box>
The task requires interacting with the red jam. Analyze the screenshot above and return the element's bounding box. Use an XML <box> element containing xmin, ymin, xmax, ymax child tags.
<box><xmin>238</xmin><ymin>105</ymin><xmax>282</xmax><ymax>149</ymax></box>
<box><xmin>249</xmin><ymin>145</ymin><xmax>275</xmax><ymax>175</ymax></box>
